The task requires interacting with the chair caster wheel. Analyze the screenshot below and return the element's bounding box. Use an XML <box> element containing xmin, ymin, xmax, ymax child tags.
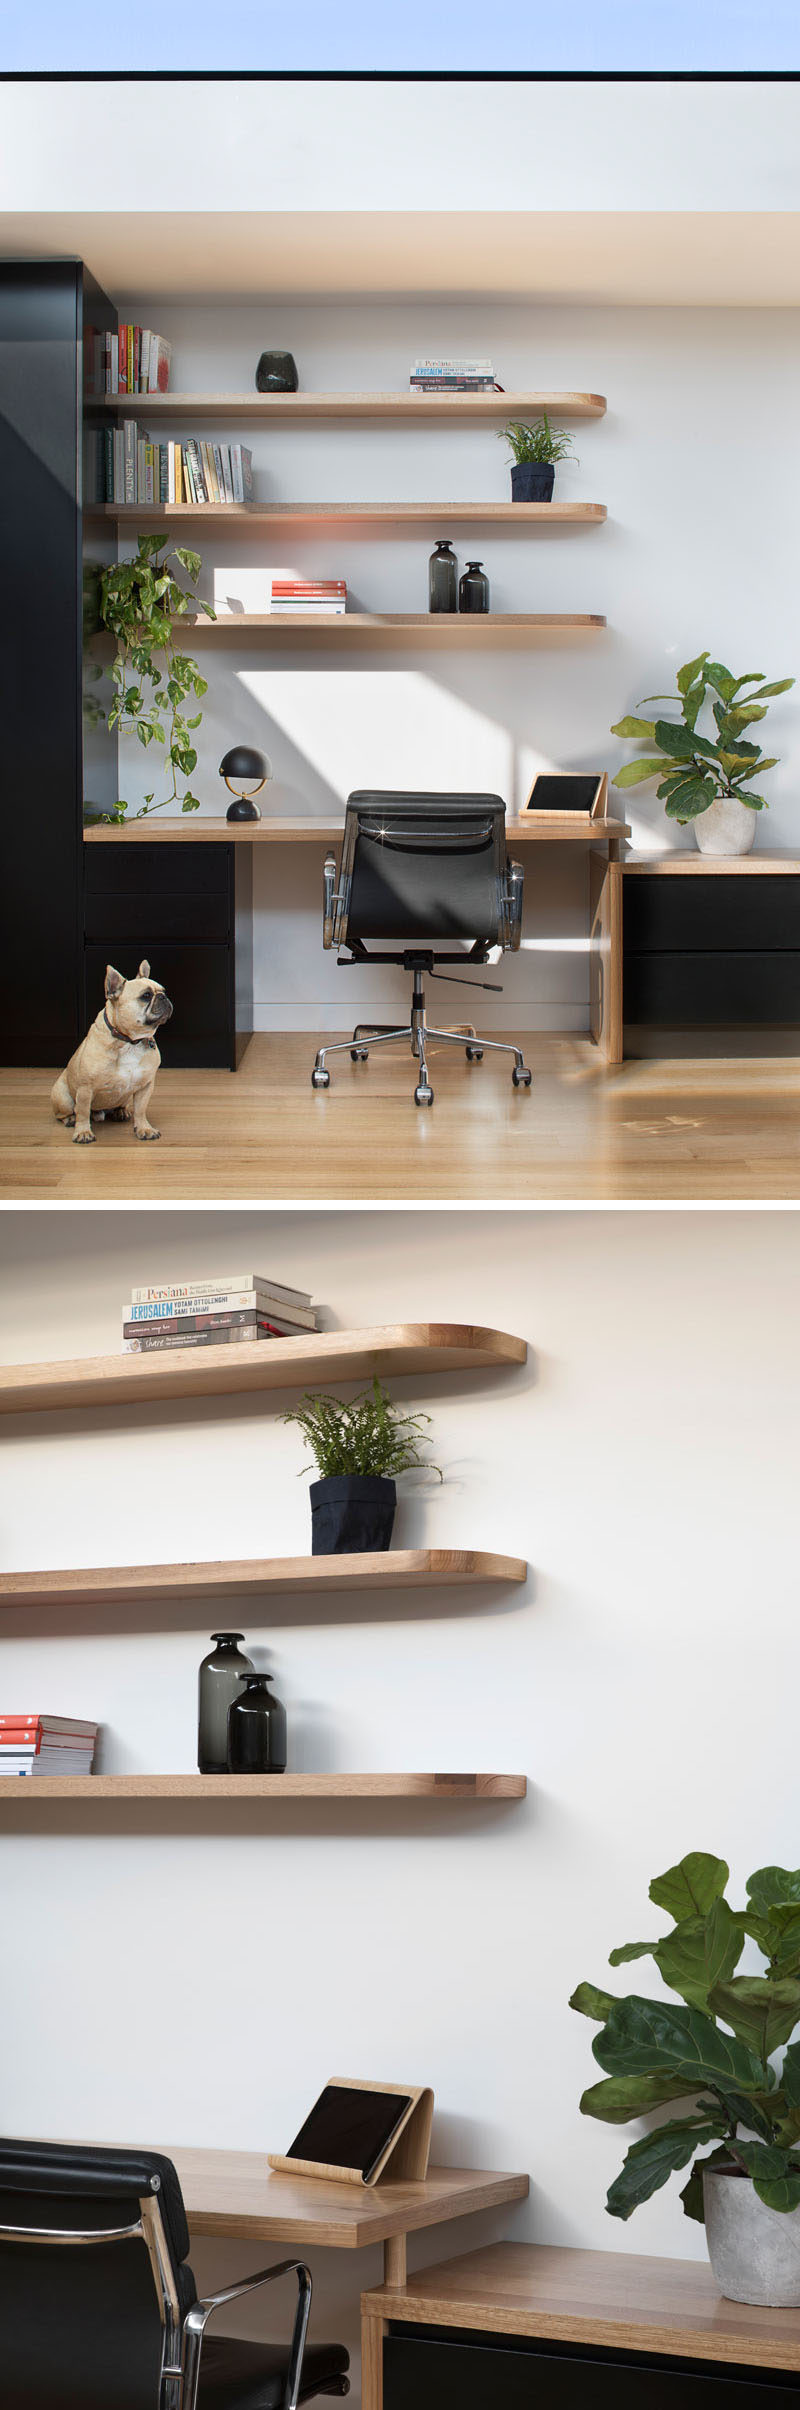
<box><xmin>512</xmin><ymin>1066</ymin><xmax>532</xmax><ymax>1088</ymax></box>
<box><xmin>311</xmin><ymin>1069</ymin><xmax>330</xmax><ymax>1089</ymax></box>
<box><xmin>465</xmin><ymin>1047</ymin><xmax>484</xmax><ymax>1063</ymax></box>
<box><xmin>414</xmin><ymin>1084</ymin><xmax>434</xmax><ymax>1107</ymax></box>
<box><xmin>350</xmin><ymin>1047</ymin><xmax>369</xmax><ymax>1062</ymax></box>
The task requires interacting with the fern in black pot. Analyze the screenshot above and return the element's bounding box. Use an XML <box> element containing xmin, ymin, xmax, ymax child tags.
<box><xmin>282</xmin><ymin>1377</ymin><xmax>441</xmax><ymax>1554</ymax></box>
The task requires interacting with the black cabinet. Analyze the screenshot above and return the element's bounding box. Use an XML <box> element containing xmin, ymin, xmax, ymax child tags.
<box><xmin>384</xmin><ymin>2328</ymin><xmax>800</xmax><ymax>2409</ymax></box>
<box><xmin>623</xmin><ymin>871</ymin><xmax>800</xmax><ymax>1035</ymax></box>
<box><xmin>84</xmin><ymin>842</ymin><xmax>252</xmax><ymax>1070</ymax></box>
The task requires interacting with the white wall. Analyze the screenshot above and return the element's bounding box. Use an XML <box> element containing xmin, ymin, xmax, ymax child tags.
<box><xmin>110</xmin><ymin>297</ymin><xmax>800</xmax><ymax>1031</ymax></box>
<box><xmin>1</xmin><ymin>1206</ymin><xmax>798</xmax><ymax>2384</ymax></box>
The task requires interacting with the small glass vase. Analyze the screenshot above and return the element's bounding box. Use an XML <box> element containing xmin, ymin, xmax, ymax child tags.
<box><xmin>428</xmin><ymin>540</ymin><xmax>457</xmax><ymax>613</ymax></box>
<box><xmin>198</xmin><ymin>1632</ymin><xmax>254</xmax><ymax>1773</ymax></box>
<box><xmin>459</xmin><ymin>560</ymin><xmax>490</xmax><ymax>613</ymax></box>
<box><xmin>227</xmin><ymin>1672</ymin><xmax>287</xmax><ymax>1774</ymax></box>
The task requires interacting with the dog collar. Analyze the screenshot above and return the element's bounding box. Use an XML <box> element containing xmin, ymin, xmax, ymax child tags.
<box><xmin>103</xmin><ymin>1009</ymin><xmax>156</xmax><ymax>1050</ymax></box>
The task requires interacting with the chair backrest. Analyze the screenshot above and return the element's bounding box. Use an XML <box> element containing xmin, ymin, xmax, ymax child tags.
<box><xmin>337</xmin><ymin>792</ymin><xmax>508</xmax><ymax>946</ymax></box>
<box><xmin>0</xmin><ymin>2137</ymin><xmax>194</xmax><ymax>2410</ymax></box>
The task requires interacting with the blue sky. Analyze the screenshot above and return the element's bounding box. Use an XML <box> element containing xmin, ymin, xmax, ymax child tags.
<box><xmin>1</xmin><ymin>0</ymin><xmax>798</xmax><ymax>71</ymax></box>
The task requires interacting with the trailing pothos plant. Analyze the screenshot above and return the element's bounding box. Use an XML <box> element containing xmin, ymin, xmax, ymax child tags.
<box><xmin>571</xmin><ymin>1852</ymin><xmax>800</xmax><ymax>2225</ymax></box>
<box><xmin>86</xmin><ymin>533</ymin><xmax>216</xmax><ymax>823</ymax></box>
<box><xmin>610</xmin><ymin>654</ymin><xmax>794</xmax><ymax>823</ymax></box>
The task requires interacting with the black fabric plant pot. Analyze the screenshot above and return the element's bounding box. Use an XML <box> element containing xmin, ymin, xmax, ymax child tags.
<box><xmin>511</xmin><ymin>461</ymin><xmax>555</xmax><ymax>501</ymax></box>
<box><xmin>309</xmin><ymin>1475</ymin><xmax>397</xmax><ymax>1554</ymax></box>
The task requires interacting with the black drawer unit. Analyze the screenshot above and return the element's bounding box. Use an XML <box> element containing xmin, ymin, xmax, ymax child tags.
<box><xmin>384</xmin><ymin>2327</ymin><xmax>800</xmax><ymax>2410</ymax></box>
<box><xmin>83</xmin><ymin>841</ymin><xmax>253</xmax><ymax>1070</ymax></box>
<box><xmin>623</xmin><ymin>870</ymin><xmax>800</xmax><ymax>1035</ymax></box>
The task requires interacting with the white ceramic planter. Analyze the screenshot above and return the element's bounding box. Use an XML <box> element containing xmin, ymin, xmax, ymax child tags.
<box><xmin>693</xmin><ymin>797</ymin><xmax>757</xmax><ymax>856</ymax></box>
<box><xmin>704</xmin><ymin>2170</ymin><xmax>800</xmax><ymax>2306</ymax></box>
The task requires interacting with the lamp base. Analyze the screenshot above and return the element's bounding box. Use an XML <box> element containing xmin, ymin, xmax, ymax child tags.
<box><xmin>226</xmin><ymin>796</ymin><xmax>263</xmax><ymax>823</ymax></box>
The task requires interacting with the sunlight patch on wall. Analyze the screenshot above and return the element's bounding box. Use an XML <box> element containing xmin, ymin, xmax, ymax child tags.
<box><xmin>236</xmin><ymin>668</ymin><xmax>557</xmax><ymax>803</ymax></box>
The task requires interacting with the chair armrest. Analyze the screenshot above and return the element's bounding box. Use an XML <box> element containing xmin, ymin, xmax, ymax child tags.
<box><xmin>322</xmin><ymin>854</ymin><xmax>337</xmax><ymax>949</ymax></box>
<box><xmin>505</xmin><ymin>857</ymin><xmax>524</xmax><ymax>951</ymax></box>
<box><xmin>180</xmin><ymin>2257</ymin><xmax>312</xmax><ymax>2410</ymax></box>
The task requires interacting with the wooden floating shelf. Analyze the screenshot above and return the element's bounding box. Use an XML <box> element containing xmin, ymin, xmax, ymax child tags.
<box><xmin>0</xmin><ymin>1323</ymin><xmax>526</xmax><ymax>1415</ymax></box>
<box><xmin>172</xmin><ymin>613</ymin><xmax>606</xmax><ymax>638</ymax></box>
<box><xmin>84</xmin><ymin>816</ymin><xmax>629</xmax><ymax>847</ymax></box>
<box><xmin>92</xmin><ymin>503</ymin><xmax>605</xmax><ymax>529</ymax></box>
<box><xmin>0</xmin><ymin>1772</ymin><xmax>527</xmax><ymax>1803</ymax></box>
<box><xmin>0</xmin><ymin>1548</ymin><xmax>527</xmax><ymax>1612</ymax></box>
<box><xmin>96</xmin><ymin>389</ymin><xmax>607</xmax><ymax>422</ymax></box>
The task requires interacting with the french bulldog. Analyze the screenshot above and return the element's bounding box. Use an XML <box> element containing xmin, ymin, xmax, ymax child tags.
<box><xmin>51</xmin><ymin>961</ymin><xmax>173</xmax><ymax>1144</ymax></box>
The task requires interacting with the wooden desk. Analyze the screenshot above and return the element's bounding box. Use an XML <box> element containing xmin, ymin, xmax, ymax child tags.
<box><xmin>83</xmin><ymin>817</ymin><xmax>629</xmax><ymax>1070</ymax></box>
<box><xmin>168</xmin><ymin>2149</ymin><xmax>528</xmax><ymax>2286</ymax></box>
<box><xmin>362</xmin><ymin>2241</ymin><xmax>800</xmax><ymax>2409</ymax></box>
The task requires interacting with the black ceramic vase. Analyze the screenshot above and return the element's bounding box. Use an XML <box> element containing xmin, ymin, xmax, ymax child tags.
<box><xmin>310</xmin><ymin>1475</ymin><xmax>397</xmax><ymax>1554</ymax></box>
<box><xmin>198</xmin><ymin>1632</ymin><xmax>254</xmax><ymax>1772</ymax></box>
<box><xmin>227</xmin><ymin>1672</ymin><xmax>287</xmax><ymax>1772</ymax></box>
<box><xmin>459</xmin><ymin>560</ymin><xmax>490</xmax><ymax>613</ymax></box>
<box><xmin>511</xmin><ymin>462</ymin><xmax>555</xmax><ymax>502</ymax></box>
<box><xmin>428</xmin><ymin>540</ymin><xmax>457</xmax><ymax>612</ymax></box>
<box><xmin>255</xmin><ymin>351</ymin><xmax>298</xmax><ymax>393</ymax></box>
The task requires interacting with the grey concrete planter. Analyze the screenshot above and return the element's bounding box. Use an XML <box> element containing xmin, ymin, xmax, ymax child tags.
<box><xmin>704</xmin><ymin>2170</ymin><xmax>800</xmax><ymax>2305</ymax></box>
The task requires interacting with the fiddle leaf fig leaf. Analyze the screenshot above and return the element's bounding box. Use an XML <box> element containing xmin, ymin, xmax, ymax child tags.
<box><xmin>708</xmin><ymin>1977</ymin><xmax>800</xmax><ymax>2065</ymax></box>
<box><xmin>592</xmin><ymin>1995</ymin><xmax>765</xmax><ymax>2096</ymax></box>
<box><xmin>734</xmin><ymin>2141</ymin><xmax>800</xmax><ymax>2214</ymax></box>
<box><xmin>650</xmin><ymin>1855</ymin><xmax>730</xmax><ymax>1922</ymax></box>
<box><xmin>612</xmin><ymin>758</ymin><xmax>669</xmax><ymax>787</ymax></box>
<box><xmin>569</xmin><ymin>1982</ymin><xmax>619</xmax><ymax>2023</ymax></box>
<box><xmin>609</xmin><ymin>716</ymin><xmax>657</xmax><ymax>740</ymax></box>
<box><xmin>580</xmin><ymin>2073</ymin><xmax>697</xmax><ymax>2125</ymax></box>
<box><xmin>677</xmin><ymin>652</ymin><xmax>709</xmax><ymax>694</ymax></box>
<box><xmin>655</xmin><ymin>1898</ymin><xmax>743</xmax><ymax>2012</ymax></box>
<box><xmin>747</xmin><ymin>1869</ymin><xmax>800</xmax><ymax>1918</ymax></box>
<box><xmin>606</xmin><ymin>2120</ymin><xmax>726</xmax><ymax>2222</ymax></box>
<box><xmin>680</xmin><ymin>2144</ymin><xmax>736</xmax><ymax>2224</ymax></box>
<box><xmin>609</xmin><ymin>1942</ymin><xmax>659</xmax><ymax>1966</ymax></box>
<box><xmin>750</xmin><ymin>679</ymin><xmax>795</xmax><ymax>699</ymax></box>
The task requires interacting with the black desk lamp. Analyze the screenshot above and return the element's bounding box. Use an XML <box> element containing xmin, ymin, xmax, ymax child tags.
<box><xmin>219</xmin><ymin>745</ymin><xmax>271</xmax><ymax>822</ymax></box>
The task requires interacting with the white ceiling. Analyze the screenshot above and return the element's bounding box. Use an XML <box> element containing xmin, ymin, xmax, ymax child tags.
<box><xmin>2</xmin><ymin>211</ymin><xmax>800</xmax><ymax>305</ymax></box>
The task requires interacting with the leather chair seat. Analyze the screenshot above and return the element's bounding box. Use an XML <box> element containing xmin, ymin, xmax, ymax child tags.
<box><xmin>198</xmin><ymin>2335</ymin><xmax>349</xmax><ymax>2409</ymax></box>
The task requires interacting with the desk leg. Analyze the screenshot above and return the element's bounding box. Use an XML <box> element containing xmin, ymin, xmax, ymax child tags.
<box><xmin>361</xmin><ymin>2307</ymin><xmax>385</xmax><ymax>2410</ymax></box>
<box><xmin>589</xmin><ymin>852</ymin><xmax>623</xmax><ymax>1066</ymax></box>
<box><xmin>383</xmin><ymin>2232</ymin><xmax>407</xmax><ymax>2286</ymax></box>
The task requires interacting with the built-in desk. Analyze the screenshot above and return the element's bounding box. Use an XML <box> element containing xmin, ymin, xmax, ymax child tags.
<box><xmin>82</xmin><ymin>816</ymin><xmax>629</xmax><ymax>1069</ymax></box>
<box><xmin>362</xmin><ymin>2241</ymin><xmax>800</xmax><ymax>2409</ymax></box>
<box><xmin>165</xmin><ymin>2148</ymin><xmax>528</xmax><ymax>2286</ymax></box>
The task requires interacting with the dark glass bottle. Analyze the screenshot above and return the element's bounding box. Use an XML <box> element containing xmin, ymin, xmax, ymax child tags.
<box><xmin>227</xmin><ymin>1672</ymin><xmax>287</xmax><ymax>1774</ymax></box>
<box><xmin>459</xmin><ymin>559</ymin><xmax>490</xmax><ymax>614</ymax></box>
<box><xmin>198</xmin><ymin>1632</ymin><xmax>254</xmax><ymax>1773</ymax></box>
<box><xmin>428</xmin><ymin>540</ymin><xmax>457</xmax><ymax>613</ymax></box>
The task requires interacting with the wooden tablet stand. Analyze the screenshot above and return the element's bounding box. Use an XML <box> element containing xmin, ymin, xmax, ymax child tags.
<box><xmin>268</xmin><ymin>2077</ymin><xmax>434</xmax><ymax>2189</ymax></box>
<box><xmin>524</xmin><ymin>770</ymin><xmax>609</xmax><ymax>821</ymax></box>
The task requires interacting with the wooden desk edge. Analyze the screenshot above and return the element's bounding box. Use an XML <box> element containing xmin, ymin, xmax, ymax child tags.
<box><xmin>83</xmin><ymin>818</ymin><xmax>630</xmax><ymax>846</ymax></box>
<box><xmin>185</xmin><ymin>2168</ymin><xmax>528</xmax><ymax>2253</ymax></box>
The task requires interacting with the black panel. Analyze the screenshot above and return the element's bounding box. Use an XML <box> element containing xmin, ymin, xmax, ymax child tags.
<box><xmin>624</xmin><ymin>876</ymin><xmax>800</xmax><ymax>955</ymax></box>
<box><xmin>0</xmin><ymin>259</ymin><xmax>116</xmax><ymax>1066</ymax></box>
<box><xmin>85</xmin><ymin>942</ymin><xmax>234</xmax><ymax>1069</ymax></box>
<box><xmin>624</xmin><ymin>950</ymin><xmax>800</xmax><ymax>1026</ymax></box>
<box><xmin>85</xmin><ymin>843</ymin><xmax>233</xmax><ymax>899</ymax></box>
<box><xmin>384</xmin><ymin>2332</ymin><xmax>799</xmax><ymax>2410</ymax></box>
<box><xmin>85</xmin><ymin>889</ymin><xmax>230</xmax><ymax>944</ymax></box>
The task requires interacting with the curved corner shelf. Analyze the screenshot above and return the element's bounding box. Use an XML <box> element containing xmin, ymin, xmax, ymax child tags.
<box><xmin>99</xmin><ymin>389</ymin><xmax>607</xmax><ymax>422</ymax></box>
<box><xmin>93</xmin><ymin>502</ymin><xmax>606</xmax><ymax>530</ymax></box>
<box><xmin>0</xmin><ymin>1324</ymin><xmax>526</xmax><ymax>1416</ymax></box>
<box><xmin>0</xmin><ymin>1548</ymin><xmax>527</xmax><ymax>1612</ymax></box>
<box><xmin>0</xmin><ymin>1772</ymin><xmax>526</xmax><ymax>1807</ymax></box>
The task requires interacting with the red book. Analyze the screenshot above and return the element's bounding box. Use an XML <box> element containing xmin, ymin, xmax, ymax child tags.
<box><xmin>0</xmin><ymin>1714</ymin><xmax>98</xmax><ymax>1735</ymax></box>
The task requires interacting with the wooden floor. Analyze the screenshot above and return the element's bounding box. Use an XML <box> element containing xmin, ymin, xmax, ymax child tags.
<box><xmin>2</xmin><ymin>1034</ymin><xmax>798</xmax><ymax>1200</ymax></box>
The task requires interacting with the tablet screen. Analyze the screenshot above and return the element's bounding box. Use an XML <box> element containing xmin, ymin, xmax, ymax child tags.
<box><xmin>285</xmin><ymin>2084</ymin><xmax>412</xmax><ymax>2181</ymax></box>
<box><xmin>526</xmin><ymin>774</ymin><xmax>601</xmax><ymax>812</ymax></box>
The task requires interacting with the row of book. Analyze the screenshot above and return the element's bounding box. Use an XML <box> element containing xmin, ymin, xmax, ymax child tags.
<box><xmin>92</xmin><ymin>327</ymin><xmax>172</xmax><ymax>395</ymax></box>
<box><xmin>122</xmin><ymin>1271</ymin><xmax>316</xmax><ymax>1353</ymax></box>
<box><xmin>271</xmin><ymin>581</ymin><xmax>347</xmax><ymax>616</ymax></box>
<box><xmin>410</xmin><ymin>357</ymin><xmax>499</xmax><ymax>391</ymax></box>
<box><xmin>89</xmin><ymin>422</ymin><xmax>254</xmax><ymax>508</ymax></box>
<box><xmin>0</xmin><ymin>1715</ymin><xmax>98</xmax><ymax>1778</ymax></box>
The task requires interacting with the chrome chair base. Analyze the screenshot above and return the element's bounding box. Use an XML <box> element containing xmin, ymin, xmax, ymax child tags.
<box><xmin>311</xmin><ymin>977</ymin><xmax>532</xmax><ymax>1108</ymax></box>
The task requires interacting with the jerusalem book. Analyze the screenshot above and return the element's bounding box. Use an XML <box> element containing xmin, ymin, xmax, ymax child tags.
<box><xmin>131</xmin><ymin>1275</ymin><xmax>313</xmax><ymax>1305</ymax></box>
<box><xmin>123</xmin><ymin>1308</ymin><xmax>315</xmax><ymax>1337</ymax></box>
<box><xmin>122</xmin><ymin>1323</ymin><xmax>297</xmax><ymax>1353</ymax></box>
<box><xmin>124</xmin><ymin>1289</ymin><xmax>315</xmax><ymax>1324</ymax></box>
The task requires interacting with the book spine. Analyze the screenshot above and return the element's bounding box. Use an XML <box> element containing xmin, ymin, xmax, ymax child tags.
<box><xmin>122</xmin><ymin>1325</ymin><xmax>286</xmax><ymax>1353</ymax></box>
<box><xmin>114</xmin><ymin>428</ymin><xmax>125</xmax><ymax>505</ymax></box>
<box><xmin>239</xmin><ymin>446</ymin><xmax>253</xmax><ymax>502</ymax></box>
<box><xmin>127</xmin><ymin>1291</ymin><xmax>287</xmax><ymax>1319</ymax></box>
<box><xmin>221</xmin><ymin>444</ymin><xmax>234</xmax><ymax>506</ymax></box>
<box><xmin>187</xmin><ymin>440</ymin><xmax>207</xmax><ymax>503</ymax></box>
<box><xmin>159</xmin><ymin>444</ymin><xmax>169</xmax><ymax>505</ymax></box>
<box><xmin>122</xmin><ymin>1308</ymin><xmax>298</xmax><ymax>1338</ymax></box>
<box><xmin>130</xmin><ymin>1277</ymin><xmax>312</xmax><ymax>1305</ymax></box>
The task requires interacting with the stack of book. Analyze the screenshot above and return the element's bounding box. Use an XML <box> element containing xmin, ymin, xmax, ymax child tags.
<box><xmin>96</xmin><ymin>426</ymin><xmax>254</xmax><ymax>508</ymax></box>
<box><xmin>410</xmin><ymin>358</ymin><xmax>498</xmax><ymax>392</ymax></box>
<box><xmin>122</xmin><ymin>1272</ymin><xmax>317</xmax><ymax>1353</ymax></box>
<box><xmin>271</xmin><ymin>579</ymin><xmax>347</xmax><ymax>616</ymax></box>
<box><xmin>93</xmin><ymin>328</ymin><xmax>172</xmax><ymax>394</ymax></box>
<box><xmin>0</xmin><ymin>1714</ymin><xmax>99</xmax><ymax>1778</ymax></box>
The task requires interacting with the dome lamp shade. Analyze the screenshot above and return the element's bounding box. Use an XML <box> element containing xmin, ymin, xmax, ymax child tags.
<box><xmin>219</xmin><ymin>745</ymin><xmax>271</xmax><ymax>822</ymax></box>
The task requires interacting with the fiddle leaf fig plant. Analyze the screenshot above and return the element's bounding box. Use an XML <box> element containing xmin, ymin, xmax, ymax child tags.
<box><xmin>570</xmin><ymin>1854</ymin><xmax>800</xmax><ymax>2225</ymax></box>
<box><xmin>611</xmin><ymin>654</ymin><xmax>794</xmax><ymax>823</ymax></box>
<box><xmin>86</xmin><ymin>532</ymin><xmax>216</xmax><ymax>823</ymax></box>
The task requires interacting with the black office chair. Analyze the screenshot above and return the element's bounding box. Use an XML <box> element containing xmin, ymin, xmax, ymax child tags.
<box><xmin>0</xmin><ymin>2137</ymin><xmax>350</xmax><ymax>2410</ymax></box>
<box><xmin>312</xmin><ymin>790</ymin><xmax>531</xmax><ymax>1107</ymax></box>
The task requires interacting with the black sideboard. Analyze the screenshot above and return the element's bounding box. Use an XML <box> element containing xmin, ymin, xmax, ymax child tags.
<box><xmin>621</xmin><ymin>855</ymin><xmax>800</xmax><ymax>1041</ymax></box>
